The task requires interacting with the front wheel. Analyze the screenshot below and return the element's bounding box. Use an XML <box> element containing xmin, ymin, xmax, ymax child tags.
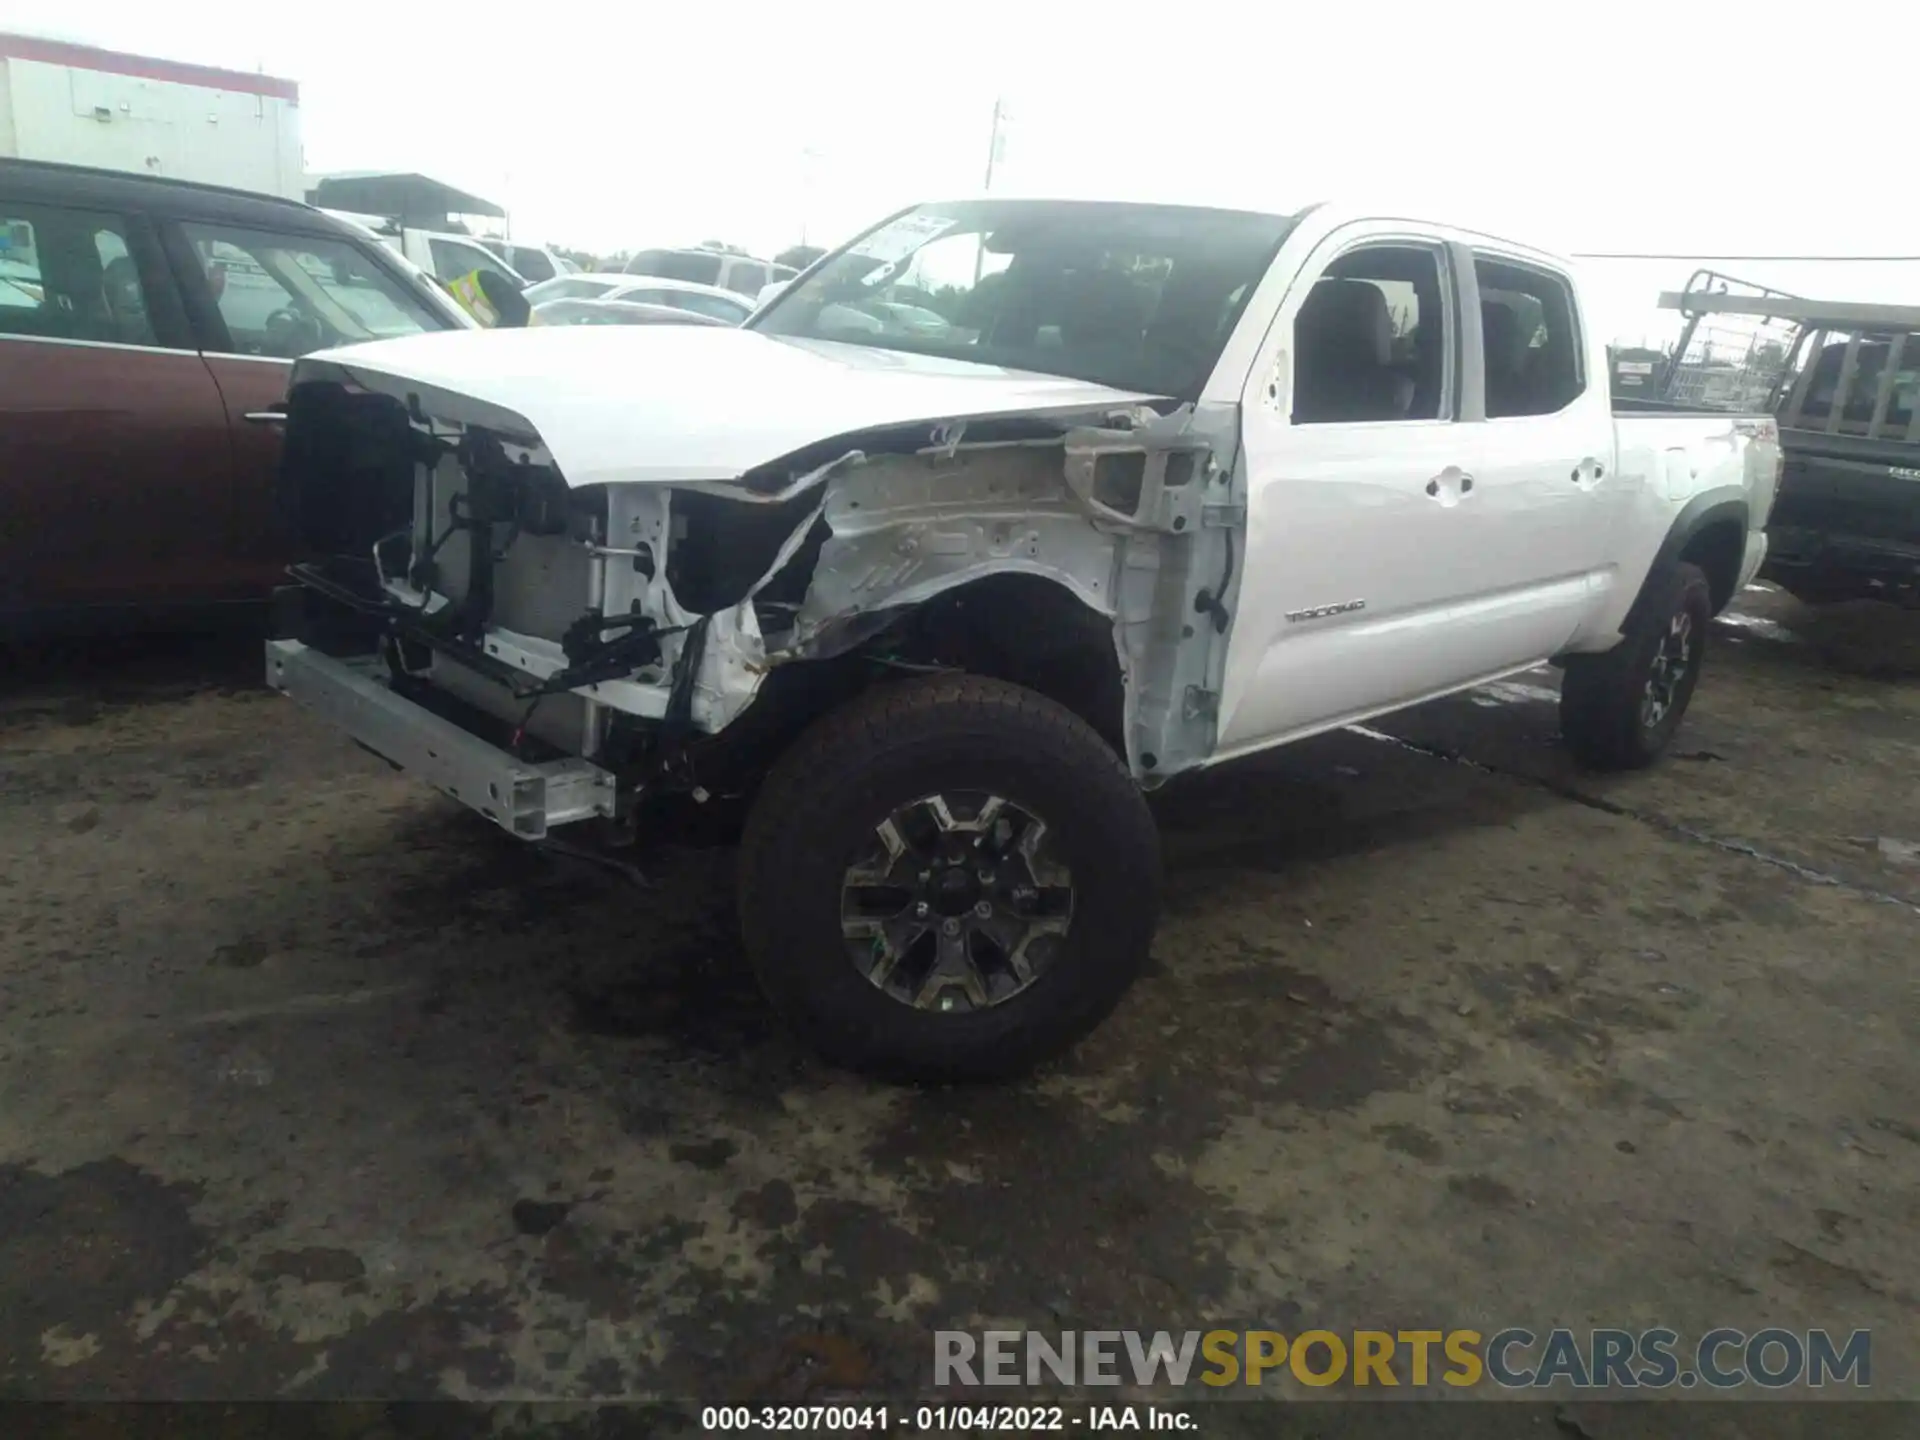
<box><xmin>1560</xmin><ymin>561</ymin><xmax>1712</xmax><ymax>771</ymax></box>
<box><xmin>736</xmin><ymin>675</ymin><xmax>1161</xmax><ymax>1081</ymax></box>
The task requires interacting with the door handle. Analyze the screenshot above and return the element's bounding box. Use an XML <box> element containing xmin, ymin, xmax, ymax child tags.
<box><xmin>244</xmin><ymin>408</ymin><xmax>288</xmax><ymax>426</ymax></box>
<box><xmin>1425</xmin><ymin>468</ymin><xmax>1474</xmax><ymax>504</ymax></box>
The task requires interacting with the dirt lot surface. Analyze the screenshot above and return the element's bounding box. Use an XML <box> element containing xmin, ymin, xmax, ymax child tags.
<box><xmin>3</xmin><ymin>587</ymin><xmax>1916</xmax><ymax>1428</ymax></box>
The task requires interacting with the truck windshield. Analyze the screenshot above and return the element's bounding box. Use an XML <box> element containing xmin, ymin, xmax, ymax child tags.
<box><xmin>749</xmin><ymin>200</ymin><xmax>1297</xmax><ymax>401</ymax></box>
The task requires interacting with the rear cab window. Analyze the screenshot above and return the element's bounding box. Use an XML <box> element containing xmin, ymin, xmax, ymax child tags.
<box><xmin>1785</xmin><ymin>332</ymin><xmax>1920</xmax><ymax>436</ymax></box>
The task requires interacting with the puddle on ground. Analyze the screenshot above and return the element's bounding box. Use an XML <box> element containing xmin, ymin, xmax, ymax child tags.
<box><xmin>1716</xmin><ymin>612</ymin><xmax>1800</xmax><ymax>643</ymax></box>
<box><xmin>1850</xmin><ymin>836</ymin><xmax>1920</xmax><ymax>866</ymax></box>
<box><xmin>1468</xmin><ymin>680</ymin><xmax>1561</xmax><ymax>708</ymax></box>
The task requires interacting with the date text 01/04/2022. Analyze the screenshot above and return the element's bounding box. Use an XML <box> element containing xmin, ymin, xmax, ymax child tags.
<box><xmin>698</xmin><ymin>1404</ymin><xmax>1197</xmax><ymax>1431</ymax></box>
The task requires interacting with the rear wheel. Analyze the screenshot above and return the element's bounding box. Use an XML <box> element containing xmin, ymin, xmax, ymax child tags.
<box><xmin>1560</xmin><ymin>561</ymin><xmax>1712</xmax><ymax>770</ymax></box>
<box><xmin>736</xmin><ymin>675</ymin><xmax>1161</xmax><ymax>1081</ymax></box>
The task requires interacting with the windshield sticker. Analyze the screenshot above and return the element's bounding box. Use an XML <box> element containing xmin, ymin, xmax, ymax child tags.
<box><xmin>846</xmin><ymin>214</ymin><xmax>958</xmax><ymax>264</ymax></box>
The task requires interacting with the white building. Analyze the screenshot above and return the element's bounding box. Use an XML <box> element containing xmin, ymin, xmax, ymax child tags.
<box><xmin>0</xmin><ymin>31</ymin><xmax>302</xmax><ymax>199</ymax></box>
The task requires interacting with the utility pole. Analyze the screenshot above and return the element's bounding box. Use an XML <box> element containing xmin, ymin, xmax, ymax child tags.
<box><xmin>981</xmin><ymin>96</ymin><xmax>1004</xmax><ymax>192</ymax></box>
<box><xmin>974</xmin><ymin>98</ymin><xmax>1005</xmax><ymax>286</ymax></box>
<box><xmin>799</xmin><ymin>145</ymin><xmax>821</xmax><ymax>247</ymax></box>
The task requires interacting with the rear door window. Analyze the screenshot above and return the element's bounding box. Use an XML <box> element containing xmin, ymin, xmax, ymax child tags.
<box><xmin>723</xmin><ymin>261</ymin><xmax>768</xmax><ymax>296</ymax></box>
<box><xmin>1472</xmin><ymin>255</ymin><xmax>1585</xmax><ymax>418</ymax></box>
<box><xmin>0</xmin><ymin>204</ymin><xmax>156</xmax><ymax>346</ymax></box>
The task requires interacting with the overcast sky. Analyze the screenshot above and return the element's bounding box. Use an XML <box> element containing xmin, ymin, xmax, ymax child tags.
<box><xmin>7</xmin><ymin>0</ymin><xmax>1915</xmax><ymax>344</ymax></box>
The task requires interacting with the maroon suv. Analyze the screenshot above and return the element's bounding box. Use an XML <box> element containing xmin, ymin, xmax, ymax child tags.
<box><xmin>1</xmin><ymin>158</ymin><xmax>472</xmax><ymax>636</ymax></box>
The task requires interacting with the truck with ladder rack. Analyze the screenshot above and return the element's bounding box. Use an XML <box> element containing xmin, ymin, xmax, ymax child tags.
<box><xmin>1650</xmin><ymin>272</ymin><xmax>1920</xmax><ymax>605</ymax></box>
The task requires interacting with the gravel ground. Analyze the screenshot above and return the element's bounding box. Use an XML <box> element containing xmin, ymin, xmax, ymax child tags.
<box><xmin>2</xmin><ymin>586</ymin><xmax>1916</xmax><ymax>1425</ymax></box>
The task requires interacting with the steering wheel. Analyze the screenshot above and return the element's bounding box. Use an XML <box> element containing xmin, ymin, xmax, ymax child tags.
<box><xmin>263</xmin><ymin>306</ymin><xmax>326</xmax><ymax>357</ymax></box>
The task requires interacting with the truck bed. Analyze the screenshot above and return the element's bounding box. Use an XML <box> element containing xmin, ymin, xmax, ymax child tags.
<box><xmin>1612</xmin><ymin>397</ymin><xmax>1762</xmax><ymax>417</ymax></box>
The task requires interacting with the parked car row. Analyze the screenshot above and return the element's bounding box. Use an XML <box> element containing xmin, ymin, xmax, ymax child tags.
<box><xmin>0</xmin><ymin>158</ymin><xmax>476</xmax><ymax>631</ymax></box>
<box><xmin>620</xmin><ymin>246</ymin><xmax>796</xmax><ymax>298</ymax></box>
<box><xmin>316</xmin><ymin>215</ymin><xmax>796</xmax><ymax>327</ymax></box>
<box><xmin>0</xmin><ymin>159</ymin><xmax>805</xmax><ymax>631</ymax></box>
<box><xmin>313</xmin><ymin>216</ymin><xmax>779</xmax><ymax>323</ymax></box>
<box><xmin>522</xmin><ymin>273</ymin><xmax>756</xmax><ymax>325</ymax></box>
<box><xmin>529</xmin><ymin>297</ymin><xmax>732</xmax><ymax>329</ymax></box>
<box><xmin>314</xmin><ymin>211</ymin><xmax>533</xmax><ymax>296</ymax></box>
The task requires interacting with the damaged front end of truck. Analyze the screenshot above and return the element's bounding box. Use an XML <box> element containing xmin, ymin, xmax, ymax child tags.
<box><xmin>267</xmin><ymin>362</ymin><xmax>1247</xmax><ymax>843</ymax></box>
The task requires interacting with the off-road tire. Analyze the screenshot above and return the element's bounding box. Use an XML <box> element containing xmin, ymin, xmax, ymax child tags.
<box><xmin>736</xmin><ymin>674</ymin><xmax>1161</xmax><ymax>1081</ymax></box>
<box><xmin>1560</xmin><ymin>561</ymin><xmax>1712</xmax><ymax>771</ymax></box>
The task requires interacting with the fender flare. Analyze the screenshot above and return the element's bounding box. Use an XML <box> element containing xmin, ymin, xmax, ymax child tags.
<box><xmin>1619</xmin><ymin>493</ymin><xmax>1747</xmax><ymax>634</ymax></box>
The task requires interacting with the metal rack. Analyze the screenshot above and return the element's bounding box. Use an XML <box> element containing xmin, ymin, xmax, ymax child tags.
<box><xmin>1655</xmin><ymin>276</ymin><xmax>1920</xmax><ymax>437</ymax></box>
<box><xmin>1656</xmin><ymin>270</ymin><xmax>1807</xmax><ymax>411</ymax></box>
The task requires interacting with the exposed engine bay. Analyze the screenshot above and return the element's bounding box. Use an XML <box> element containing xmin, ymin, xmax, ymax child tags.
<box><xmin>276</xmin><ymin>372</ymin><xmax>1247</xmax><ymax>818</ymax></box>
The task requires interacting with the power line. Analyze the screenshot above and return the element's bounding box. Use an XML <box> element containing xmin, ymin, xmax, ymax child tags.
<box><xmin>1574</xmin><ymin>252</ymin><xmax>1920</xmax><ymax>262</ymax></box>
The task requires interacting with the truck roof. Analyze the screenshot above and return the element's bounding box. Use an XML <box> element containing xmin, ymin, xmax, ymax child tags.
<box><xmin>0</xmin><ymin>156</ymin><xmax>344</xmax><ymax>232</ymax></box>
<box><xmin>901</xmin><ymin>194</ymin><xmax>1582</xmax><ymax>276</ymax></box>
<box><xmin>918</xmin><ymin>189</ymin><xmax>1304</xmax><ymax>219</ymax></box>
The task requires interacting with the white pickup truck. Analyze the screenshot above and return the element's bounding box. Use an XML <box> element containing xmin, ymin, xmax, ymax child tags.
<box><xmin>265</xmin><ymin>195</ymin><xmax>1780</xmax><ymax>1080</ymax></box>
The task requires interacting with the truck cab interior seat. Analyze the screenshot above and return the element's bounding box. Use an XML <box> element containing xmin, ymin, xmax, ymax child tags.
<box><xmin>1481</xmin><ymin>300</ymin><xmax>1533</xmax><ymax>418</ymax></box>
<box><xmin>1292</xmin><ymin>278</ymin><xmax>1410</xmax><ymax>423</ymax></box>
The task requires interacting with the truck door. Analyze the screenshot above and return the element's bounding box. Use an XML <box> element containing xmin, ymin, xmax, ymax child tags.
<box><xmin>1459</xmin><ymin>248</ymin><xmax>1620</xmax><ymax>630</ymax></box>
<box><xmin>1217</xmin><ymin>231</ymin><xmax>1617</xmax><ymax>754</ymax></box>
<box><xmin>0</xmin><ymin>199</ymin><xmax>236</xmax><ymax>620</ymax></box>
<box><xmin>1219</xmin><ymin>230</ymin><xmax>1490</xmax><ymax>749</ymax></box>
